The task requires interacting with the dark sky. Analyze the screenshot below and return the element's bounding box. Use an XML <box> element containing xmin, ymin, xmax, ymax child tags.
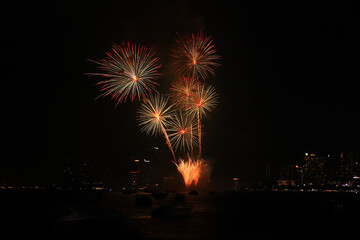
<box><xmin>1</xmin><ymin>0</ymin><xmax>359</xmax><ymax>187</ymax></box>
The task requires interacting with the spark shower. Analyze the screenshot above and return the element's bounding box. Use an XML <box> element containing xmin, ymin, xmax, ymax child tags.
<box><xmin>88</xmin><ymin>32</ymin><xmax>220</xmax><ymax>188</ymax></box>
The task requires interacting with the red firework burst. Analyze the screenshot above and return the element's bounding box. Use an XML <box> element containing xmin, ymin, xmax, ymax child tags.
<box><xmin>171</xmin><ymin>32</ymin><xmax>220</xmax><ymax>80</ymax></box>
<box><xmin>88</xmin><ymin>43</ymin><xmax>161</xmax><ymax>105</ymax></box>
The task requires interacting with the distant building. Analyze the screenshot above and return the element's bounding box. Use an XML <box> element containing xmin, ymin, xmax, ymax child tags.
<box><xmin>277</xmin><ymin>164</ymin><xmax>297</xmax><ymax>187</ymax></box>
<box><xmin>62</xmin><ymin>157</ymin><xmax>75</xmax><ymax>189</ymax></box>
<box><xmin>92</xmin><ymin>165</ymin><xmax>108</xmax><ymax>190</ymax></box>
<box><xmin>301</xmin><ymin>153</ymin><xmax>327</xmax><ymax>186</ymax></box>
<box><xmin>140</xmin><ymin>158</ymin><xmax>153</xmax><ymax>188</ymax></box>
<box><xmin>80</xmin><ymin>161</ymin><xmax>93</xmax><ymax>189</ymax></box>
<box><xmin>266</xmin><ymin>152</ymin><xmax>360</xmax><ymax>188</ymax></box>
<box><xmin>349</xmin><ymin>152</ymin><xmax>360</xmax><ymax>178</ymax></box>
<box><xmin>350</xmin><ymin>152</ymin><xmax>360</xmax><ymax>187</ymax></box>
<box><xmin>336</xmin><ymin>152</ymin><xmax>360</xmax><ymax>186</ymax></box>
<box><xmin>128</xmin><ymin>145</ymin><xmax>177</xmax><ymax>191</ymax></box>
<box><xmin>129</xmin><ymin>155</ymin><xmax>155</xmax><ymax>190</ymax></box>
<box><xmin>265</xmin><ymin>163</ymin><xmax>271</xmax><ymax>181</ymax></box>
<box><xmin>277</xmin><ymin>179</ymin><xmax>296</xmax><ymax>186</ymax></box>
<box><xmin>145</xmin><ymin>145</ymin><xmax>170</xmax><ymax>186</ymax></box>
<box><xmin>232</xmin><ymin>178</ymin><xmax>240</xmax><ymax>191</ymax></box>
<box><xmin>323</xmin><ymin>153</ymin><xmax>338</xmax><ymax>185</ymax></box>
<box><xmin>338</xmin><ymin>152</ymin><xmax>350</xmax><ymax>183</ymax></box>
<box><xmin>129</xmin><ymin>157</ymin><xmax>141</xmax><ymax>189</ymax></box>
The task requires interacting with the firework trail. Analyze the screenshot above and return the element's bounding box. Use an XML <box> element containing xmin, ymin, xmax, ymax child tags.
<box><xmin>175</xmin><ymin>156</ymin><xmax>206</xmax><ymax>189</ymax></box>
<box><xmin>188</xmin><ymin>84</ymin><xmax>219</xmax><ymax>158</ymax></box>
<box><xmin>167</xmin><ymin>110</ymin><xmax>198</xmax><ymax>153</ymax></box>
<box><xmin>171</xmin><ymin>32</ymin><xmax>220</xmax><ymax>80</ymax></box>
<box><xmin>137</xmin><ymin>94</ymin><xmax>176</xmax><ymax>161</ymax></box>
<box><xmin>88</xmin><ymin>43</ymin><xmax>161</xmax><ymax>105</ymax></box>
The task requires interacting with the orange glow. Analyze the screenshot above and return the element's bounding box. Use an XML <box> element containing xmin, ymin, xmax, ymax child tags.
<box><xmin>175</xmin><ymin>156</ymin><xmax>206</xmax><ymax>189</ymax></box>
<box><xmin>178</xmin><ymin>128</ymin><xmax>188</xmax><ymax>135</ymax></box>
<box><xmin>196</xmin><ymin>99</ymin><xmax>204</xmax><ymax>107</ymax></box>
<box><xmin>193</xmin><ymin>59</ymin><xmax>197</xmax><ymax>65</ymax></box>
<box><xmin>153</xmin><ymin>113</ymin><xmax>161</xmax><ymax>121</ymax></box>
<box><xmin>132</xmin><ymin>75</ymin><xmax>138</xmax><ymax>81</ymax></box>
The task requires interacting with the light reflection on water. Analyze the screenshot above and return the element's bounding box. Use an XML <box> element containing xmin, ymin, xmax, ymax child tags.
<box><xmin>7</xmin><ymin>190</ymin><xmax>359</xmax><ymax>239</ymax></box>
<box><xmin>128</xmin><ymin>215</ymin><xmax>152</xmax><ymax>219</ymax></box>
<box><xmin>100</xmin><ymin>191</ymin><xmax>360</xmax><ymax>239</ymax></box>
<box><xmin>109</xmin><ymin>193</ymin><xmax>220</xmax><ymax>240</ymax></box>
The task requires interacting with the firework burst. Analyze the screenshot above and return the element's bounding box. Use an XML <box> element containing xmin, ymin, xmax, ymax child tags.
<box><xmin>188</xmin><ymin>84</ymin><xmax>219</xmax><ymax>118</ymax></box>
<box><xmin>86</xmin><ymin>34</ymin><xmax>220</xmax><ymax>189</ymax></box>
<box><xmin>88</xmin><ymin>43</ymin><xmax>161</xmax><ymax>105</ymax></box>
<box><xmin>175</xmin><ymin>156</ymin><xmax>206</xmax><ymax>188</ymax></box>
<box><xmin>188</xmin><ymin>84</ymin><xmax>219</xmax><ymax>158</ymax></box>
<box><xmin>171</xmin><ymin>32</ymin><xmax>220</xmax><ymax>80</ymax></box>
<box><xmin>170</xmin><ymin>77</ymin><xmax>200</xmax><ymax>109</ymax></box>
<box><xmin>167</xmin><ymin>110</ymin><xmax>198</xmax><ymax>153</ymax></box>
<box><xmin>137</xmin><ymin>93</ymin><xmax>176</xmax><ymax>161</ymax></box>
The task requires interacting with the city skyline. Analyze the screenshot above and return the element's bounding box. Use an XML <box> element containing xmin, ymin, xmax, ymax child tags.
<box><xmin>264</xmin><ymin>151</ymin><xmax>360</xmax><ymax>188</ymax></box>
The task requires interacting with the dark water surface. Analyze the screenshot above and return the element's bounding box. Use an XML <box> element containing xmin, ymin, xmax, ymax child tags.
<box><xmin>1</xmin><ymin>191</ymin><xmax>359</xmax><ymax>239</ymax></box>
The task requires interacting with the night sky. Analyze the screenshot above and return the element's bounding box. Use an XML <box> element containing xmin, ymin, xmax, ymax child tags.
<box><xmin>1</xmin><ymin>1</ymin><xmax>359</xmax><ymax>187</ymax></box>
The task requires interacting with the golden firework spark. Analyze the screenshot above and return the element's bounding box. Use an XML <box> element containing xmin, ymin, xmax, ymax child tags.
<box><xmin>188</xmin><ymin>84</ymin><xmax>219</xmax><ymax>118</ymax></box>
<box><xmin>88</xmin><ymin>43</ymin><xmax>161</xmax><ymax>105</ymax></box>
<box><xmin>167</xmin><ymin>110</ymin><xmax>198</xmax><ymax>153</ymax></box>
<box><xmin>137</xmin><ymin>94</ymin><xmax>176</xmax><ymax>161</ymax></box>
